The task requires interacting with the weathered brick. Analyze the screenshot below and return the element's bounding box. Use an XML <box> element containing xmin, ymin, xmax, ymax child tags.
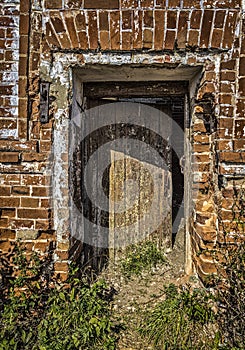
<box><xmin>143</xmin><ymin>29</ymin><xmax>153</xmax><ymax>48</ymax></box>
<box><xmin>64</xmin><ymin>15</ymin><xmax>79</xmax><ymax>49</ymax></box>
<box><xmin>219</xmin><ymin>151</ymin><xmax>245</xmax><ymax>163</ymax></box>
<box><xmin>167</xmin><ymin>10</ymin><xmax>177</xmax><ymax>29</ymax></box>
<box><xmin>0</xmin><ymin>152</ymin><xmax>19</xmax><ymax>163</ymax></box>
<box><xmin>32</xmin><ymin>186</ymin><xmax>50</xmax><ymax>197</ymax></box>
<box><xmin>132</xmin><ymin>10</ymin><xmax>143</xmax><ymax>49</ymax></box>
<box><xmin>144</xmin><ymin>10</ymin><xmax>153</xmax><ymax>27</ymax></box>
<box><xmin>0</xmin><ymin>229</ymin><xmax>16</xmax><ymax>240</ymax></box>
<box><xmin>154</xmin><ymin>10</ymin><xmax>165</xmax><ymax>50</ymax></box>
<box><xmin>110</xmin><ymin>11</ymin><xmax>120</xmax><ymax>49</ymax></box>
<box><xmin>0</xmin><ymin>197</ymin><xmax>20</xmax><ymax>207</ymax></box>
<box><xmin>84</xmin><ymin>0</ymin><xmax>119</xmax><ymax>8</ymax></box>
<box><xmin>45</xmin><ymin>0</ymin><xmax>63</xmax><ymax>9</ymax></box>
<box><xmin>165</xmin><ymin>30</ymin><xmax>176</xmax><ymax>49</ymax></box>
<box><xmin>99</xmin><ymin>11</ymin><xmax>109</xmax><ymax>31</ymax></box>
<box><xmin>239</xmin><ymin>78</ymin><xmax>245</xmax><ymax>96</ymax></box>
<box><xmin>87</xmin><ymin>11</ymin><xmax>98</xmax><ymax>50</ymax></box>
<box><xmin>21</xmin><ymin>198</ymin><xmax>39</xmax><ymax>208</ymax></box>
<box><xmin>0</xmin><ymin>186</ymin><xmax>11</xmax><ymax>196</ymax></box>
<box><xmin>54</xmin><ymin>262</ymin><xmax>69</xmax><ymax>272</ymax></box>
<box><xmin>16</xmin><ymin>229</ymin><xmax>39</xmax><ymax>240</ymax></box>
<box><xmin>22</xmin><ymin>152</ymin><xmax>48</xmax><ymax>162</ymax></box>
<box><xmin>200</xmin><ymin>10</ymin><xmax>214</xmax><ymax>48</ymax></box>
<box><xmin>222</xmin><ymin>11</ymin><xmax>238</xmax><ymax>49</ymax></box>
<box><xmin>18</xmin><ymin>209</ymin><xmax>50</xmax><ymax>220</ymax></box>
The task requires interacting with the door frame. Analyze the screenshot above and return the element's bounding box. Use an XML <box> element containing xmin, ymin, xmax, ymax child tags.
<box><xmin>70</xmin><ymin>63</ymin><xmax>202</xmax><ymax>274</ymax></box>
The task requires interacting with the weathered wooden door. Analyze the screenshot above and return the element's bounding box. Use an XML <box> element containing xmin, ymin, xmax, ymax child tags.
<box><xmin>80</xmin><ymin>83</ymin><xmax>176</xmax><ymax>271</ymax></box>
<box><xmin>109</xmin><ymin>150</ymin><xmax>172</xmax><ymax>260</ymax></box>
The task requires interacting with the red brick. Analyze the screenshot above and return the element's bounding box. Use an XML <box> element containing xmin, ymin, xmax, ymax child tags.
<box><xmin>54</xmin><ymin>262</ymin><xmax>69</xmax><ymax>272</ymax></box>
<box><xmin>193</xmin><ymin>144</ymin><xmax>210</xmax><ymax>153</ymax></box>
<box><xmin>214</xmin><ymin>10</ymin><xmax>226</xmax><ymax>29</ymax></box>
<box><xmin>1</xmin><ymin>208</ymin><xmax>16</xmax><ymax>218</ymax></box>
<box><xmin>218</xmin><ymin>118</ymin><xmax>233</xmax><ymax>129</ymax></box>
<box><xmin>66</xmin><ymin>0</ymin><xmax>83</xmax><ymax>7</ymax></box>
<box><xmin>168</xmin><ymin>0</ymin><xmax>180</xmax><ymax>7</ymax></box>
<box><xmin>122</xmin><ymin>31</ymin><xmax>132</xmax><ymax>50</ymax></box>
<box><xmin>45</xmin><ymin>22</ymin><xmax>60</xmax><ymax>48</ymax></box>
<box><xmin>220</xmin><ymin>71</ymin><xmax>236</xmax><ymax>81</ymax></box>
<box><xmin>34</xmin><ymin>242</ymin><xmax>50</xmax><ymax>253</ymax></box>
<box><xmin>0</xmin><ymin>16</ymin><xmax>15</xmax><ymax>27</ymax></box>
<box><xmin>122</xmin><ymin>10</ymin><xmax>132</xmax><ymax>30</ymax></box>
<box><xmin>0</xmin><ymin>218</ymin><xmax>9</xmax><ymax>228</ymax></box>
<box><xmin>154</xmin><ymin>10</ymin><xmax>165</xmax><ymax>50</ymax></box>
<box><xmin>183</xmin><ymin>0</ymin><xmax>200</xmax><ymax>7</ymax></box>
<box><xmin>22</xmin><ymin>152</ymin><xmax>48</xmax><ymax>162</ymax></box>
<box><xmin>0</xmin><ymin>186</ymin><xmax>11</xmax><ymax>196</ymax></box>
<box><xmin>32</xmin><ymin>186</ymin><xmax>50</xmax><ymax>197</ymax></box>
<box><xmin>20</xmin><ymin>1</ymin><xmax>30</xmax><ymax>13</ymax></box>
<box><xmin>84</xmin><ymin>0</ymin><xmax>119</xmax><ymax>8</ymax></box>
<box><xmin>18</xmin><ymin>209</ymin><xmax>50</xmax><ymax>220</ymax></box>
<box><xmin>22</xmin><ymin>175</ymin><xmax>46</xmax><ymax>186</ymax></box>
<box><xmin>75</xmin><ymin>11</ymin><xmax>86</xmax><ymax>31</ymax></box>
<box><xmin>220</xmin><ymin>83</ymin><xmax>233</xmax><ymax>93</ymax></box>
<box><xmin>177</xmin><ymin>11</ymin><xmax>189</xmax><ymax>49</ymax></box>
<box><xmin>133</xmin><ymin>10</ymin><xmax>143</xmax><ymax>49</ymax></box>
<box><xmin>144</xmin><ymin>10</ymin><xmax>153</xmax><ymax>27</ymax></box>
<box><xmin>64</xmin><ymin>15</ymin><xmax>79</xmax><ymax>49</ymax></box>
<box><xmin>236</xmin><ymin>99</ymin><xmax>245</xmax><ymax>117</ymax></box>
<box><xmin>165</xmin><ymin>30</ymin><xmax>176</xmax><ymax>49</ymax></box>
<box><xmin>87</xmin><ymin>11</ymin><xmax>98</xmax><ymax>50</ymax></box>
<box><xmin>45</xmin><ymin>0</ymin><xmax>63</xmax><ymax>9</ymax></box>
<box><xmin>110</xmin><ymin>11</ymin><xmax>120</xmax><ymax>49</ymax></box>
<box><xmin>35</xmin><ymin>220</ymin><xmax>51</xmax><ymax>230</ymax></box>
<box><xmin>216</xmin><ymin>140</ymin><xmax>233</xmax><ymax>151</ymax></box>
<box><xmin>99</xmin><ymin>11</ymin><xmax>109</xmax><ymax>31</ymax></box>
<box><xmin>0</xmin><ymin>197</ymin><xmax>20</xmax><ymax>207</ymax></box>
<box><xmin>78</xmin><ymin>31</ymin><xmax>88</xmax><ymax>49</ymax></box>
<box><xmin>0</xmin><ymin>229</ymin><xmax>16</xmax><ymax>240</ymax></box>
<box><xmin>234</xmin><ymin>140</ymin><xmax>245</xmax><ymax>149</ymax></box>
<box><xmin>167</xmin><ymin>10</ymin><xmax>177</xmax><ymax>29</ymax></box>
<box><xmin>143</xmin><ymin>29</ymin><xmax>153</xmax><ymax>48</ymax></box>
<box><xmin>19</xmin><ymin>14</ymin><xmax>30</xmax><ymax>36</ymax></box>
<box><xmin>99</xmin><ymin>30</ymin><xmax>110</xmax><ymax>50</ymax></box>
<box><xmin>0</xmin><ymin>152</ymin><xmax>19</xmax><ymax>163</ymax></box>
<box><xmin>211</xmin><ymin>29</ymin><xmax>223</xmax><ymax>49</ymax></box>
<box><xmin>222</xmin><ymin>11</ymin><xmax>238</xmax><ymax>49</ymax></box>
<box><xmin>200</xmin><ymin>10</ymin><xmax>214</xmax><ymax>48</ymax></box>
<box><xmin>141</xmin><ymin>0</ymin><xmax>154</xmax><ymax>7</ymax></box>
<box><xmin>219</xmin><ymin>151</ymin><xmax>245</xmax><ymax>163</ymax></box>
<box><xmin>0</xmin><ymin>241</ymin><xmax>13</xmax><ymax>253</ymax></box>
<box><xmin>190</xmin><ymin>10</ymin><xmax>202</xmax><ymax>30</ymax></box>
<box><xmin>219</xmin><ymin>94</ymin><xmax>232</xmax><ymax>105</ymax></box>
<box><xmin>188</xmin><ymin>30</ymin><xmax>199</xmax><ymax>47</ymax></box>
<box><xmin>12</xmin><ymin>186</ymin><xmax>30</xmax><ymax>196</ymax></box>
<box><xmin>121</xmin><ymin>0</ymin><xmax>138</xmax><ymax>7</ymax></box>
<box><xmin>21</xmin><ymin>198</ymin><xmax>39</xmax><ymax>208</ymax></box>
<box><xmin>234</xmin><ymin>119</ymin><xmax>245</xmax><ymax>138</ymax></box>
<box><xmin>239</xmin><ymin>78</ymin><xmax>245</xmax><ymax>97</ymax></box>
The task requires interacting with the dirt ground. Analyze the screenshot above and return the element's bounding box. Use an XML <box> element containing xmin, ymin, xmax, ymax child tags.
<box><xmin>101</xmin><ymin>223</ymin><xmax>202</xmax><ymax>349</ymax></box>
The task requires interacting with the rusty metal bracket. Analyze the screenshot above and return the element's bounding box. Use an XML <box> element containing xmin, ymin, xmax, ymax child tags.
<box><xmin>40</xmin><ymin>82</ymin><xmax>50</xmax><ymax>124</ymax></box>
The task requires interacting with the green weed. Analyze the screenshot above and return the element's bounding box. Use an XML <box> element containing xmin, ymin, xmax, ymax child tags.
<box><xmin>120</xmin><ymin>241</ymin><xmax>166</xmax><ymax>278</ymax></box>
<box><xmin>0</xmin><ymin>244</ymin><xmax>118</xmax><ymax>350</ymax></box>
<box><xmin>139</xmin><ymin>283</ymin><xmax>218</xmax><ymax>350</ymax></box>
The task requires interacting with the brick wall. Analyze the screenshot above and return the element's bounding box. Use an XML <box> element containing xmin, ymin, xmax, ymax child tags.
<box><xmin>0</xmin><ymin>0</ymin><xmax>244</xmax><ymax>282</ymax></box>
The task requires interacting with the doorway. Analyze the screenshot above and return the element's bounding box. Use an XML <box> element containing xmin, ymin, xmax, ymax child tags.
<box><xmin>74</xmin><ymin>81</ymin><xmax>187</xmax><ymax>274</ymax></box>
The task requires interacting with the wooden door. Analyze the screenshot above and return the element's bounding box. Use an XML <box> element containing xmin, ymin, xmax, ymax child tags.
<box><xmin>109</xmin><ymin>150</ymin><xmax>172</xmax><ymax>260</ymax></box>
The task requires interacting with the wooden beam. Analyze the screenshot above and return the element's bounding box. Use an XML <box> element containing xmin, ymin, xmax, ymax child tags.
<box><xmin>84</xmin><ymin>81</ymin><xmax>188</xmax><ymax>98</ymax></box>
